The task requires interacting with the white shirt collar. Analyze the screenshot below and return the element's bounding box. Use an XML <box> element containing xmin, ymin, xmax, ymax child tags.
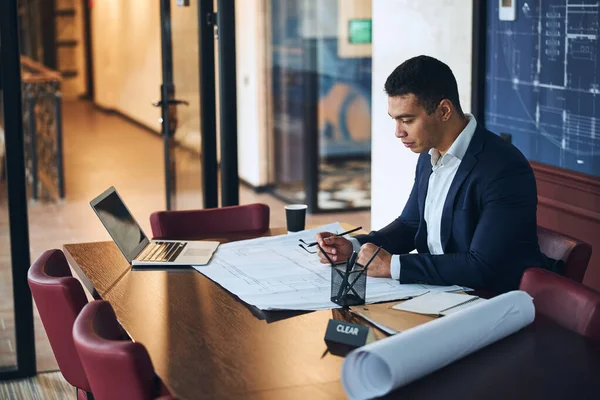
<box><xmin>429</xmin><ymin>113</ymin><xmax>477</xmax><ymax>166</ymax></box>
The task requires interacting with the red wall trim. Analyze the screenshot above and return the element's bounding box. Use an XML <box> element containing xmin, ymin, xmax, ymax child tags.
<box><xmin>533</xmin><ymin>162</ymin><xmax>600</xmax><ymax>196</ymax></box>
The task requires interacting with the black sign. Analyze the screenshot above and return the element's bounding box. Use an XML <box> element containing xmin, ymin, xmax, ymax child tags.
<box><xmin>324</xmin><ymin>319</ymin><xmax>374</xmax><ymax>356</ymax></box>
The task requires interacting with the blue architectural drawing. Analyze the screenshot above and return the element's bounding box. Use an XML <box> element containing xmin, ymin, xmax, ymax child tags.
<box><xmin>485</xmin><ymin>0</ymin><xmax>600</xmax><ymax>177</ymax></box>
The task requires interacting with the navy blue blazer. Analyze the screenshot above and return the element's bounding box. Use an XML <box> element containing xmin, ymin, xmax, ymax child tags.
<box><xmin>356</xmin><ymin>125</ymin><xmax>550</xmax><ymax>293</ymax></box>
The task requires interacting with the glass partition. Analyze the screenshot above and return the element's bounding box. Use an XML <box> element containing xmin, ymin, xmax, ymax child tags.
<box><xmin>315</xmin><ymin>0</ymin><xmax>372</xmax><ymax>210</ymax></box>
<box><xmin>268</xmin><ymin>0</ymin><xmax>372</xmax><ymax>212</ymax></box>
<box><xmin>170</xmin><ymin>0</ymin><xmax>203</xmax><ymax>210</ymax></box>
<box><xmin>0</xmin><ymin>97</ymin><xmax>18</xmax><ymax>372</ymax></box>
<box><xmin>270</xmin><ymin>0</ymin><xmax>309</xmax><ymax>204</ymax></box>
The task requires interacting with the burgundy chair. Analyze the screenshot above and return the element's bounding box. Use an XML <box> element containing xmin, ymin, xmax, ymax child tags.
<box><xmin>537</xmin><ymin>225</ymin><xmax>592</xmax><ymax>283</ymax></box>
<box><xmin>27</xmin><ymin>249</ymin><xmax>92</xmax><ymax>400</ymax></box>
<box><xmin>73</xmin><ymin>300</ymin><xmax>175</xmax><ymax>400</ymax></box>
<box><xmin>520</xmin><ymin>267</ymin><xmax>600</xmax><ymax>340</ymax></box>
<box><xmin>150</xmin><ymin>203</ymin><xmax>270</xmax><ymax>240</ymax></box>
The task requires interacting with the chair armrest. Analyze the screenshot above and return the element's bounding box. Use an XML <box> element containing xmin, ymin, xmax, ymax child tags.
<box><xmin>520</xmin><ymin>268</ymin><xmax>600</xmax><ymax>340</ymax></box>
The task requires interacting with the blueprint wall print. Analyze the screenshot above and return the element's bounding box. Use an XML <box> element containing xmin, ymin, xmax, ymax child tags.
<box><xmin>485</xmin><ymin>0</ymin><xmax>600</xmax><ymax>177</ymax></box>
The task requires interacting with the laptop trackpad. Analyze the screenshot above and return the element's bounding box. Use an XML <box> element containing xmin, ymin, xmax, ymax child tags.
<box><xmin>182</xmin><ymin>248</ymin><xmax>213</xmax><ymax>257</ymax></box>
<box><xmin>177</xmin><ymin>241</ymin><xmax>220</xmax><ymax>265</ymax></box>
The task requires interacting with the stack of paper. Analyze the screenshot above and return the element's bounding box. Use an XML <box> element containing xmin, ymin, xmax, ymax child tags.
<box><xmin>341</xmin><ymin>291</ymin><xmax>535</xmax><ymax>399</ymax></box>
<box><xmin>392</xmin><ymin>292</ymin><xmax>486</xmax><ymax>316</ymax></box>
<box><xmin>192</xmin><ymin>222</ymin><xmax>469</xmax><ymax>311</ymax></box>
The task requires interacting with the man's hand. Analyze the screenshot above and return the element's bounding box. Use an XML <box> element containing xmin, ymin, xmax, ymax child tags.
<box><xmin>315</xmin><ymin>231</ymin><xmax>353</xmax><ymax>264</ymax></box>
<box><xmin>357</xmin><ymin>243</ymin><xmax>392</xmax><ymax>278</ymax></box>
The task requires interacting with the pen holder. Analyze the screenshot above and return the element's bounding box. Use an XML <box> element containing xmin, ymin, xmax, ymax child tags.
<box><xmin>331</xmin><ymin>265</ymin><xmax>367</xmax><ymax>307</ymax></box>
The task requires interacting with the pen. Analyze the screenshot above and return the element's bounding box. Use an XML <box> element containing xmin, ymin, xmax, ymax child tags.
<box><xmin>299</xmin><ymin>226</ymin><xmax>362</xmax><ymax>247</ymax></box>
<box><xmin>362</xmin><ymin>245</ymin><xmax>382</xmax><ymax>271</ymax></box>
<box><xmin>335</xmin><ymin>251</ymin><xmax>357</xmax><ymax>302</ymax></box>
<box><xmin>344</xmin><ymin>246</ymin><xmax>382</xmax><ymax>297</ymax></box>
<box><xmin>347</xmin><ymin>251</ymin><xmax>357</xmax><ymax>274</ymax></box>
<box><xmin>315</xmin><ymin>243</ymin><xmax>336</xmax><ymax>266</ymax></box>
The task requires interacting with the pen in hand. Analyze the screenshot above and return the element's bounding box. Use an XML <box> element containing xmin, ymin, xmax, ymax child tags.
<box><xmin>300</xmin><ymin>226</ymin><xmax>362</xmax><ymax>247</ymax></box>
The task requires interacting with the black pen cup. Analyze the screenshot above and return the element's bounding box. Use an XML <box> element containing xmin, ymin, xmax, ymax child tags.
<box><xmin>331</xmin><ymin>265</ymin><xmax>367</xmax><ymax>307</ymax></box>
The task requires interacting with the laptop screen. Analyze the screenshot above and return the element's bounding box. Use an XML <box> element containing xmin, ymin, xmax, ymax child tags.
<box><xmin>90</xmin><ymin>187</ymin><xmax>149</xmax><ymax>263</ymax></box>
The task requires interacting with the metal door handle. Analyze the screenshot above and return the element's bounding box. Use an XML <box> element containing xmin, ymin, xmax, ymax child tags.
<box><xmin>152</xmin><ymin>99</ymin><xmax>190</xmax><ymax>107</ymax></box>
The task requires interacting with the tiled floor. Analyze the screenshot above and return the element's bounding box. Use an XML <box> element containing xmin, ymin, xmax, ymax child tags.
<box><xmin>0</xmin><ymin>100</ymin><xmax>371</xmax><ymax>375</ymax></box>
<box><xmin>0</xmin><ymin>371</ymin><xmax>75</xmax><ymax>399</ymax></box>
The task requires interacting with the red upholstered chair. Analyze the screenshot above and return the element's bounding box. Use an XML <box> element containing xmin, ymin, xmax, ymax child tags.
<box><xmin>537</xmin><ymin>226</ymin><xmax>592</xmax><ymax>283</ymax></box>
<box><xmin>520</xmin><ymin>268</ymin><xmax>600</xmax><ymax>340</ymax></box>
<box><xmin>27</xmin><ymin>249</ymin><xmax>92</xmax><ymax>400</ymax></box>
<box><xmin>73</xmin><ymin>300</ymin><xmax>175</xmax><ymax>400</ymax></box>
<box><xmin>150</xmin><ymin>203</ymin><xmax>270</xmax><ymax>240</ymax></box>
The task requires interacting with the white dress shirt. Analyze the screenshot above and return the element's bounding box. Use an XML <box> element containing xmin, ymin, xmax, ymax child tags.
<box><xmin>349</xmin><ymin>114</ymin><xmax>477</xmax><ymax>280</ymax></box>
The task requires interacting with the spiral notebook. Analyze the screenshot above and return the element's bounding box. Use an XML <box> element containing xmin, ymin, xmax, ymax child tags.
<box><xmin>392</xmin><ymin>292</ymin><xmax>486</xmax><ymax>316</ymax></box>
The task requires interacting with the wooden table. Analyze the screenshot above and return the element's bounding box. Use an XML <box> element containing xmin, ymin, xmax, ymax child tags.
<box><xmin>64</xmin><ymin>228</ymin><xmax>600</xmax><ymax>400</ymax></box>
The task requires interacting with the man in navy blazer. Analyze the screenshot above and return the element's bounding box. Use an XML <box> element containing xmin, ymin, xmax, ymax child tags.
<box><xmin>316</xmin><ymin>56</ymin><xmax>551</xmax><ymax>293</ymax></box>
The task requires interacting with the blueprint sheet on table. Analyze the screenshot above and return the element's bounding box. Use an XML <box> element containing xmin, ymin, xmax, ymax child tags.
<box><xmin>192</xmin><ymin>223</ymin><xmax>466</xmax><ymax>310</ymax></box>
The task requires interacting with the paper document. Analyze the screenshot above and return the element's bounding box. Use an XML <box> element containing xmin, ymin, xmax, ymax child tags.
<box><xmin>392</xmin><ymin>292</ymin><xmax>486</xmax><ymax>316</ymax></box>
<box><xmin>341</xmin><ymin>291</ymin><xmax>535</xmax><ymax>400</ymax></box>
<box><xmin>352</xmin><ymin>312</ymin><xmax>401</xmax><ymax>336</ymax></box>
<box><xmin>192</xmin><ymin>222</ymin><xmax>467</xmax><ymax>310</ymax></box>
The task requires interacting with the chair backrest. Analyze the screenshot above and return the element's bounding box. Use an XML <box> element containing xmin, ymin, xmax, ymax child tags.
<box><xmin>537</xmin><ymin>226</ymin><xmax>592</xmax><ymax>283</ymax></box>
<box><xmin>520</xmin><ymin>268</ymin><xmax>600</xmax><ymax>340</ymax></box>
<box><xmin>73</xmin><ymin>300</ymin><xmax>160</xmax><ymax>400</ymax></box>
<box><xmin>150</xmin><ymin>203</ymin><xmax>270</xmax><ymax>240</ymax></box>
<box><xmin>27</xmin><ymin>249</ymin><xmax>91</xmax><ymax>391</ymax></box>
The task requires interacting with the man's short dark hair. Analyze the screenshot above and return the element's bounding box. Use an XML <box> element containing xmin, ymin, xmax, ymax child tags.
<box><xmin>384</xmin><ymin>55</ymin><xmax>463</xmax><ymax>115</ymax></box>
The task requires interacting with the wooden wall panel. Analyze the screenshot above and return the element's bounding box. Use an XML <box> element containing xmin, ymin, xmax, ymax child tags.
<box><xmin>533</xmin><ymin>162</ymin><xmax>600</xmax><ymax>290</ymax></box>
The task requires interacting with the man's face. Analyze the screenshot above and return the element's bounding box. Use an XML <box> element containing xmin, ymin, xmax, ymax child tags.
<box><xmin>388</xmin><ymin>94</ymin><xmax>442</xmax><ymax>153</ymax></box>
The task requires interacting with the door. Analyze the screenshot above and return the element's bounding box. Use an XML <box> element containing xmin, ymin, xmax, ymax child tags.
<box><xmin>156</xmin><ymin>0</ymin><xmax>204</xmax><ymax>211</ymax></box>
<box><xmin>0</xmin><ymin>0</ymin><xmax>37</xmax><ymax>380</ymax></box>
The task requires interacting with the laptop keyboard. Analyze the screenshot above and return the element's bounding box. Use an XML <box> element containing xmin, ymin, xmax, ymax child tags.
<box><xmin>138</xmin><ymin>241</ymin><xmax>187</xmax><ymax>263</ymax></box>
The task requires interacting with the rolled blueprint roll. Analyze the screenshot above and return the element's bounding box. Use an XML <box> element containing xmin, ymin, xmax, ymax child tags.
<box><xmin>341</xmin><ymin>290</ymin><xmax>535</xmax><ymax>400</ymax></box>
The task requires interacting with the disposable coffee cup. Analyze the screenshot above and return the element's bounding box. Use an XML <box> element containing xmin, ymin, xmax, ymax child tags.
<box><xmin>285</xmin><ymin>204</ymin><xmax>307</xmax><ymax>233</ymax></box>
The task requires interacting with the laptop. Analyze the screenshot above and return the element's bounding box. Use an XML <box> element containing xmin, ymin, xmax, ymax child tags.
<box><xmin>90</xmin><ymin>186</ymin><xmax>219</xmax><ymax>266</ymax></box>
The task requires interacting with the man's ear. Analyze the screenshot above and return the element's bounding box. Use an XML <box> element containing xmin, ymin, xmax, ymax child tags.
<box><xmin>438</xmin><ymin>99</ymin><xmax>453</xmax><ymax>122</ymax></box>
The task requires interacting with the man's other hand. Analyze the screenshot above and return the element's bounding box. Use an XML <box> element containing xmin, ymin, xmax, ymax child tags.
<box><xmin>315</xmin><ymin>231</ymin><xmax>353</xmax><ymax>264</ymax></box>
<box><xmin>358</xmin><ymin>243</ymin><xmax>392</xmax><ymax>278</ymax></box>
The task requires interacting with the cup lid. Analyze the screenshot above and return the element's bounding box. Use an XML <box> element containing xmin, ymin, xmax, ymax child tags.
<box><xmin>285</xmin><ymin>204</ymin><xmax>308</xmax><ymax>210</ymax></box>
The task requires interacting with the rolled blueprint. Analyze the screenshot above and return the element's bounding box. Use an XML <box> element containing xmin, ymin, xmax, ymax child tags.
<box><xmin>341</xmin><ymin>290</ymin><xmax>535</xmax><ymax>399</ymax></box>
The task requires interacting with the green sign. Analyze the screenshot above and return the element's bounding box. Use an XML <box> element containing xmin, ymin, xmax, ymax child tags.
<box><xmin>348</xmin><ymin>19</ymin><xmax>372</xmax><ymax>44</ymax></box>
